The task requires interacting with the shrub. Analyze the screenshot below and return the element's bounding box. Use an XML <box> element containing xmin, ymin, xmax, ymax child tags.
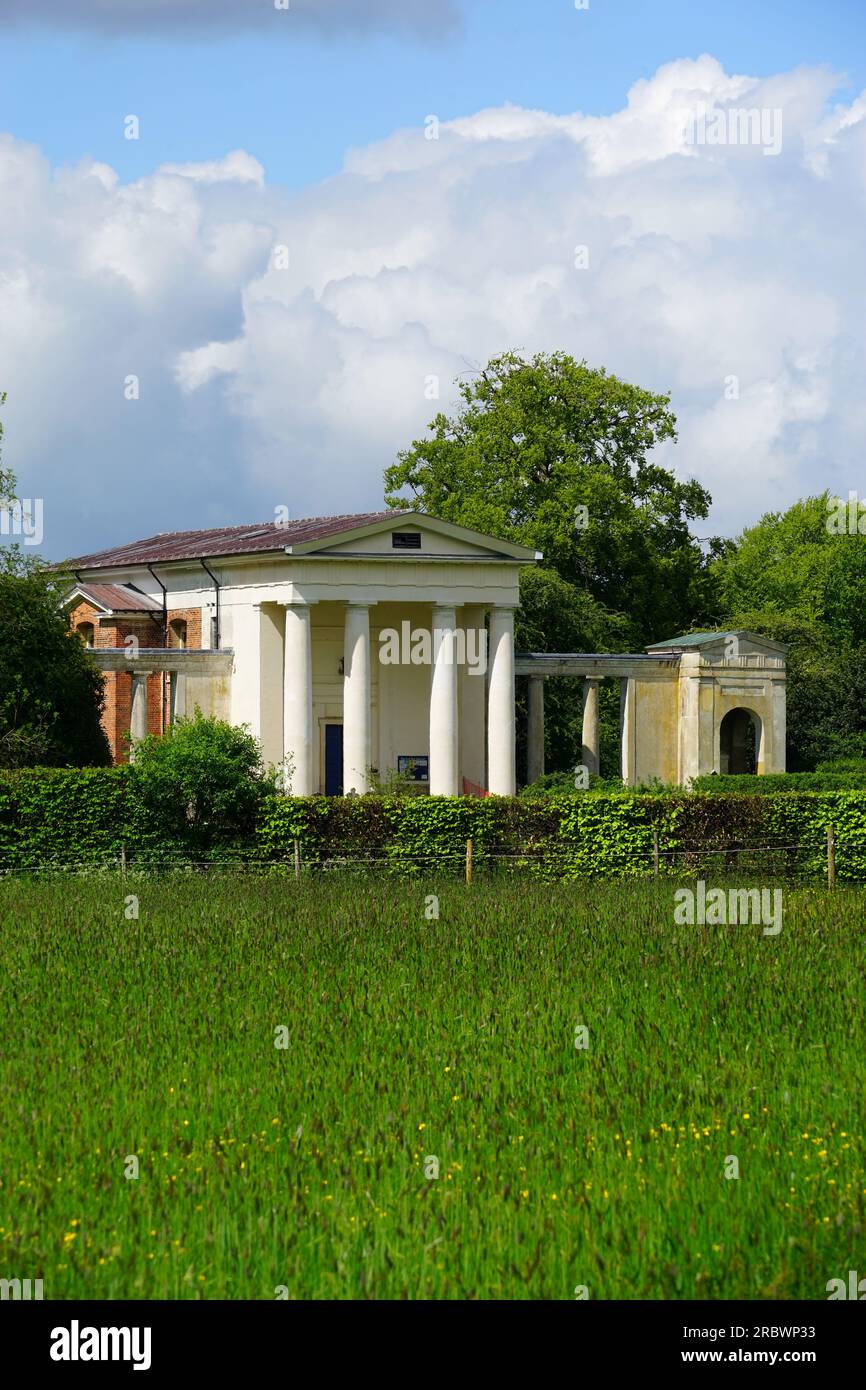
<box><xmin>131</xmin><ymin>713</ymin><xmax>273</xmax><ymax>850</ymax></box>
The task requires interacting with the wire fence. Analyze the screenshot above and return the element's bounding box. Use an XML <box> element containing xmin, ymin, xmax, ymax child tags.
<box><xmin>0</xmin><ymin>828</ymin><xmax>854</xmax><ymax>886</ymax></box>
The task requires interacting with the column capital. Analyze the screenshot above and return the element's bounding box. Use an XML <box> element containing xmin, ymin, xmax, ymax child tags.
<box><xmin>277</xmin><ymin>597</ymin><xmax>317</xmax><ymax>608</ymax></box>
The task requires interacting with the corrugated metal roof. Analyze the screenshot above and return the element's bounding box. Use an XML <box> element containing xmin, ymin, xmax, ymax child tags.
<box><xmin>68</xmin><ymin>512</ymin><xmax>405</xmax><ymax>571</ymax></box>
<box><xmin>72</xmin><ymin>582</ymin><xmax>162</xmax><ymax>613</ymax></box>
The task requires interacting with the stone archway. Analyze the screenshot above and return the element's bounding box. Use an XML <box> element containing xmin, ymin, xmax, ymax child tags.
<box><xmin>719</xmin><ymin>707</ymin><xmax>761</xmax><ymax>775</ymax></box>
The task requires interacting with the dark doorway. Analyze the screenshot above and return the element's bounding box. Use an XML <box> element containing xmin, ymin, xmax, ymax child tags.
<box><xmin>719</xmin><ymin>708</ymin><xmax>760</xmax><ymax>774</ymax></box>
<box><xmin>324</xmin><ymin>724</ymin><xmax>343</xmax><ymax>796</ymax></box>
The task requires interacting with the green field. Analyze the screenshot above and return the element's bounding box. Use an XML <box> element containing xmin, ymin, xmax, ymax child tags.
<box><xmin>0</xmin><ymin>874</ymin><xmax>863</xmax><ymax>1300</ymax></box>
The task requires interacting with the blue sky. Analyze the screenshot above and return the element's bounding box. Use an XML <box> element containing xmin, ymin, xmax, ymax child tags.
<box><xmin>2</xmin><ymin>0</ymin><xmax>863</xmax><ymax>190</ymax></box>
<box><xmin>1</xmin><ymin>0</ymin><xmax>865</xmax><ymax>558</ymax></box>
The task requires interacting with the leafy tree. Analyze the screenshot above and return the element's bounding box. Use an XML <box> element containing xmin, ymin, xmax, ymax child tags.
<box><xmin>385</xmin><ymin>351</ymin><xmax>717</xmax><ymax>646</ymax></box>
<box><xmin>386</xmin><ymin>352</ymin><xmax>719</xmax><ymax>778</ymax></box>
<box><xmin>713</xmin><ymin>495</ymin><xmax>866</xmax><ymax>767</ymax></box>
<box><xmin>713</xmin><ymin>494</ymin><xmax>866</xmax><ymax>645</ymax></box>
<box><xmin>0</xmin><ymin>566</ymin><xmax>111</xmax><ymax>768</ymax></box>
<box><xmin>0</xmin><ymin>396</ymin><xmax>110</xmax><ymax>767</ymax></box>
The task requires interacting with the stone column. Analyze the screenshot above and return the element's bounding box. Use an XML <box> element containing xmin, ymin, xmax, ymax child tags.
<box><xmin>620</xmin><ymin>677</ymin><xmax>636</xmax><ymax>786</ymax></box>
<box><xmin>283</xmin><ymin>601</ymin><xmax>314</xmax><ymax>795</ymax></box>
<box><xmin>170</xmin><ymin>671</ymin><xmax>187</xmax><ymax>724</ymax></box>
<box><xmin>459</xmin><ymin>605</ymin><xmax>487</xmax><ymax>790</ymax></box>
<box><xmin>677</xmin><ymin>653</ymin><xmax>702</xmax><ymax>783</ymax></box>
<box><xmin>343</xmin><ymin>603</ymin><xmax>372</xmax><ymax>795</ymax></box>
<box><xmin>581</xmin><ymin>677</ymin><xmax>600</xmax><ymax>776</ymax></box>
<box><xmin>527</xmin><ymin>676</ymin><xmax>545</xmax><ymax>785</ymax></box>
<box><xmin>770</xmin><ymin>678</ymin><xmax>787</xmax><ymax>773</ymax></box>
<box><xmin>129</xmin><ymin>672</ymin><xmax>149</xmax><ymax>759</ymax></box>
<box><xmin>488</xmin><ymin>607</ymin><xmax>516</xmax><ymax>796</ymax></box>
<box><xmin>430</xmin><ymin>605</ymin><xmax>459</xmax><ymax>796</ymax></box>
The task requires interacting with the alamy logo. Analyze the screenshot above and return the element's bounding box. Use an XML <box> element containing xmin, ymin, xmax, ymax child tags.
<box><xmin>686</xmin><ymin>102</ymin><xmax>783</xmax><ymax>157</ymax></box>
<box><xmin>826</xmin><ymin>1271</ymin><xmax>866</xmax><ymax>1300</ymax></box>
<box><xmin>0</xmin><ymin>1277</ymin><xmax>43</xmax><ymax>1300</ymax></box>
<box><xmin>673</xmin><ymin>880</ymin><xmax>782</xmax><ymax>936</ymax></box>
<box><xmin>826</xmin><ymin>491</ymin><xmax>866</xmax><ymax>535</ymax></box>
<box><xmin>378</xmin><ymin>622</ymin><xmax>487</xmax><ymax>675</ymax></box>
<box><xmin>49</xmin><ymin>1320</ymin><xmax>152</xmax><ymax>1371</ymax></box>
<box><xmin>0</xmin><ymin>498</ymin><xmax>43</xmax><ymax>546</ymax></box>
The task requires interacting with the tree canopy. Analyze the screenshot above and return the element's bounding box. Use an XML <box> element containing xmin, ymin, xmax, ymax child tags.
<box><xmin>713</xmin><ymin>494</ymin><xmax>866</xmax><ymax>768</ymax></box>
<box><xmin>0</xmin><ymin>393</ymin><xmax>110</xmax><ymax>768</ymax></box>
<box><xmin>385</xmin><ymin>351</ymin><xmax>718</xmax><ymax>647</ymax></box>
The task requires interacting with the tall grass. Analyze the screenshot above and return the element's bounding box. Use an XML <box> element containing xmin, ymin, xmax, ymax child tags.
<box><xmin>0</xmin><ymin>875</ymin><xmax>863</xmax><ymax>1299</ymax></box>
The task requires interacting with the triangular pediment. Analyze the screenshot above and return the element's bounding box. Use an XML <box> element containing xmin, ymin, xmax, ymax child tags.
<box><xmin>647</xmin><ymin>630</ymin><xmax>787</xmax><ymax>657</ymax></box>
<box><xmin>286</xmin><ymin>511</ymin><xmax>539</xmax><ymax>562</ymax></box>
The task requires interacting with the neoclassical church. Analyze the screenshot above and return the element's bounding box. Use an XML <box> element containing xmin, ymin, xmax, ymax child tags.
<box><xmin>65</xmin><ymin>511</ymin><xmax>787</xmax><ymax>792</ymax></box>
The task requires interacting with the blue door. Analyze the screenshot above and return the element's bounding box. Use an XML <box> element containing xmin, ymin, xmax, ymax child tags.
<box><xmin>325</xmin><ymin>724</ymin><xmax>343</xmax><ymax>796</ymax></box>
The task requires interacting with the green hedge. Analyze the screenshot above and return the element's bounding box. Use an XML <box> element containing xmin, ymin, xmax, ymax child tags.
<box><xmin>691</xmin><ymin>772</ymin><xmax>866</xmax><ymax>793</ymax></box>
<box><xmin>1</xmin><ymin>769</ymin><xmax>864</xmax><ymax>881</ymax></box>
<box><xmin>0</xmin><ymin>768</ymin><xmax>133</xmax><ymax>868</ymax></box>
<box><xmin>0</xmin><ymin>767</ymin><xmax>247</xmax><ymax>870</ymax></box>
<box><xmin>256</xmin><ymin>792</ymin><xmax>863</xmax><ymax>880</ymax></box>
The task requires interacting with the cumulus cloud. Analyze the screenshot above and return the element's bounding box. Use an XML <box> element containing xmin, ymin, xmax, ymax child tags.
<box><xmin>0</xmin><ymin>0</ymin><xmax>460</xmax><ymax>39</ymax></box>
<box><xmin>2</xmin><ymin>55</ymin><xmax>865</xmax><ymax>558</ymax></box>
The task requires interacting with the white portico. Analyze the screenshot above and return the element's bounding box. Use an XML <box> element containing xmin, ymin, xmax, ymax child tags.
<box><xmin>67</xmin><ymin>511</ymin><xmax>538</xmax><ymax>794</ymax></box>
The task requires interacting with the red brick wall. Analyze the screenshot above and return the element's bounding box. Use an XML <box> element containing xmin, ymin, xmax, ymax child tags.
<box><xmin>167</xmin><ymin>607</ymin><xmax>203</xmax><ymax>650</ymax></box>
<box><xmin>68</xmin><ymin>598</ymin><xmax>204</xmax><ymax>765</ymax></box>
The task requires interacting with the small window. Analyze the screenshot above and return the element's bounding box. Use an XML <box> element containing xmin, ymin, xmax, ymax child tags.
<box><xmin>77</xmin><ymin>622</ymin><xmax>95</xmax><ymax>649</ymax></box>
<box><xmin>169</xmin><ymin>619</ymin><xmax>188</xmax><ymax>650</ymax></box>
<box><xmin>392</xmin><ymin>532</ymin><xmax>421</xmax><ymax>550</ymax></box>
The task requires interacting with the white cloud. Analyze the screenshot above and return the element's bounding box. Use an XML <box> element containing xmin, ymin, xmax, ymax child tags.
<box><xmin>158</xmin><ymin>151</ymin><xmax>265</xmax><ymax>187</ymax></box>
<box><xmin>2</xmin><ymin>56</ymin><xmax>866</xmax><ymax>558</ymax></box>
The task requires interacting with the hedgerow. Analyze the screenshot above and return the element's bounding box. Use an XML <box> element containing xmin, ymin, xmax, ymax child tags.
<box><xmin>1</xmin><ymin>769</ymin><xmax>864</xmax><ymax>880</ymax></box>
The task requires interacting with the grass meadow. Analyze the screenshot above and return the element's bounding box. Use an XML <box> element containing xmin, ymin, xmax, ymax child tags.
<box><xmin>0</xmin><ymin>873</ymin><xmax>864</xmax><ymax>1300</ymax></box>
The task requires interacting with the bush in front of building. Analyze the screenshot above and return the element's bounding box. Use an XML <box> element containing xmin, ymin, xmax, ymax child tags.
<box><xmin>131</xmin><ymin>712</ymin><xmax>276</xmax><ymax>852</ymax></box>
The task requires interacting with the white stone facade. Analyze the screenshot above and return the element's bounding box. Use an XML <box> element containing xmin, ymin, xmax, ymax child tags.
<box><xmin>72</xmin><ymin>512</ymin><xmax>537</xmax><ymax>795</ymax></box>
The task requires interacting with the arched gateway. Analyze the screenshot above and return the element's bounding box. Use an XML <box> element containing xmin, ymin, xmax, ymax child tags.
<box><xmin>63</xmin><ymin>513</ymin><xmax>786</xmax><ymax>790</ymax></box>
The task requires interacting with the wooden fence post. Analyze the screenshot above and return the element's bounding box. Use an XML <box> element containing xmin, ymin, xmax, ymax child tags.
<box><xmin>827</xmin><ymin>825</ymin><xmax>835</xmax><ymax>890</ymax></box>
<box><xmin>465</xmin><ymin>839</ymin><xmax>473</xmax><ymax>884</ymax></box>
